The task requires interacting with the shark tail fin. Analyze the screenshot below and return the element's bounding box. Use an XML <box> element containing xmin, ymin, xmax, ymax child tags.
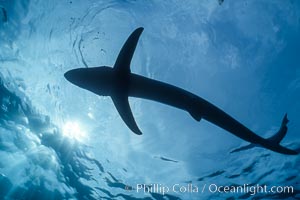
<box><xmin>268</xmin><ymin>113</ymin><xmax>289</xmax><ymax>144</ymax></box>
<box><xmin>230</xmin><ymin>143</ymin><xmax>256</xmax><ymax>154</ymax></box>
<box><xmin>230</xmin><ymin>114</ymin><xmax>298</xmax><ymax>155</ymax></box>
<box><xmin>265</xmin><ymin>113</ymin><xmax>298</xmax><ymax>155</ymax></box>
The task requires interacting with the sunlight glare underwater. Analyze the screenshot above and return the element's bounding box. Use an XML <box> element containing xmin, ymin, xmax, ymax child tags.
<box><xmin>62</xmin><ymin>121</ymin><xmax>88</xmax><ymax>142</ymax></box>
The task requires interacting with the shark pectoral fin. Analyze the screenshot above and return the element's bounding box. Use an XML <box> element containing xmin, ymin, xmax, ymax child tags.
<box><xmin>111</xmin><ymin>95</ymin><xmax>142</xmax><ymax>135</ymax></box>
<box><xmin>114</xmin><ymin>27</ymin><xmax>144</xmax><ymax>73</ymax></box>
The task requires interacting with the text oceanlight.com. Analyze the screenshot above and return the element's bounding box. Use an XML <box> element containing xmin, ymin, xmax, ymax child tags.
<box><xmin>134</xmin><ymin>183</ymin><xmax>294</xmax><ymax>196</ymax></box>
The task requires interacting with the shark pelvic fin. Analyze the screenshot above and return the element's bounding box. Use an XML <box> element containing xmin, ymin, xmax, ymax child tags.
<box><xmin>111</xmin><ymin>94</ymin><xmax>142</xmax><ymax>135</ymax></box>
<box><xmin>189</xmin><ymin>110</ymin><xmax>202</xmax><ymax>121</ymax></box>
<box><xmin>114</xmin><ymin>27</ymin><xmax>144</xmax><ymax>74</ymax></box>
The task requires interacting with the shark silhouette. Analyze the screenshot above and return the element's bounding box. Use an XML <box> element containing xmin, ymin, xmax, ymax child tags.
<box><xmin>64</xmin><ymin>27</ymin><xmax>298</xmax><ymax>155</ymax></box>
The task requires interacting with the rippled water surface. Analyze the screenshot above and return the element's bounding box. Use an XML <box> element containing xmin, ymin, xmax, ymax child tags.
<box><xmin>0</xmin><ymin>1</ymin><xmax>300</xmax><ymax>199</ymax></box>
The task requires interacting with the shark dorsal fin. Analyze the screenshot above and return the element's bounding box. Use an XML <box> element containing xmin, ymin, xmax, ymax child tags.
<box><xmin>114</xmin><ymin>27</ymin><xmax>144</xmax><ymax>73</ymax></box>
<box><xmin>111</xmin><ymin>94</ymin><xmax>142</xmax><ymax>135</ymax></box>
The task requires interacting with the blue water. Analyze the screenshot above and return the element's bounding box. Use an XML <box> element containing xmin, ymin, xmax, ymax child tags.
<box><xmin>0</xmin><ymin>1</ymin><xmax>300</xmax><ymax>199</ymax></box>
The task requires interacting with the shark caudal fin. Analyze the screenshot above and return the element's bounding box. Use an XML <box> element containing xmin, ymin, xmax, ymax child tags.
<box><xmin>111</xmin><ymin>27</ymin><xmax>144</xmax><ymax>135</ymax></box>
<box><xmin>230</xmin><ymin>114</ymin><xmax>298</xmax><ymax>155</ymax></box>
<box><xmin>267</xmin><ymin>113</ymin><xmax>289</xmax><ymax>144</ymax></box>
<box><xmin>230</xmin><ymin>143</ymin><xmax>256</xmax><ymax>154</ymax></box>
<box><xmin>264</xmin><ymin>114</ymin><xmax>298</xmax><ymax>155</ymax></box>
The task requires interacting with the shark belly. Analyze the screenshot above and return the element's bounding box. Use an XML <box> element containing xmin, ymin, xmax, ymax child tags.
<box><xmin>128</xmin><ymin>73</ymin><xmax>194</xmax><ymax>112</ymax></box>
<box><xmin>127</xmin><ymin>73</ymin><xmax>296</xmax><ymax>154</ymax></box>
<box><xmin>128</xmin><ymin>73</ymin><xmax>266</xmax><ymax>144</ymax></box>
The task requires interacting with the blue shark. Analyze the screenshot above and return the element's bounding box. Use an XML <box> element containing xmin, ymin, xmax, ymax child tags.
<box><xmin>64</xmin><ymin>27</ymin><xmax>298</xmax><ymax>155</ymax></box>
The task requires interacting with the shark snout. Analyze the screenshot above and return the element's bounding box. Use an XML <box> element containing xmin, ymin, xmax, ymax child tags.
<box><xmin>64</xmin><ymin>68</ymin><xmax>82</xmax><ymax>85</ymax></box>
<box><xmin>64</xmin><ymin>68</ymin><xmax>93</xmax><ymax>89</ymax></box>
<box><xmin>64</xmin><ymin>70</ymin><xmax>73</xmax><ymax>82</ymax></box>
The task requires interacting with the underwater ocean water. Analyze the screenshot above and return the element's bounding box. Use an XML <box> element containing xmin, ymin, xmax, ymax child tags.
<box><xmin>0</xmin><ymin>0</ymin><xmax>300</xmax><ymax>199</ymax></box>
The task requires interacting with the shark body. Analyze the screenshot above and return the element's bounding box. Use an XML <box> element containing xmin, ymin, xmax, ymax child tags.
<box><xmin>65</xmin><ymin>27</ymin><xmax>298</xmax><ymax>155</ymax></box>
